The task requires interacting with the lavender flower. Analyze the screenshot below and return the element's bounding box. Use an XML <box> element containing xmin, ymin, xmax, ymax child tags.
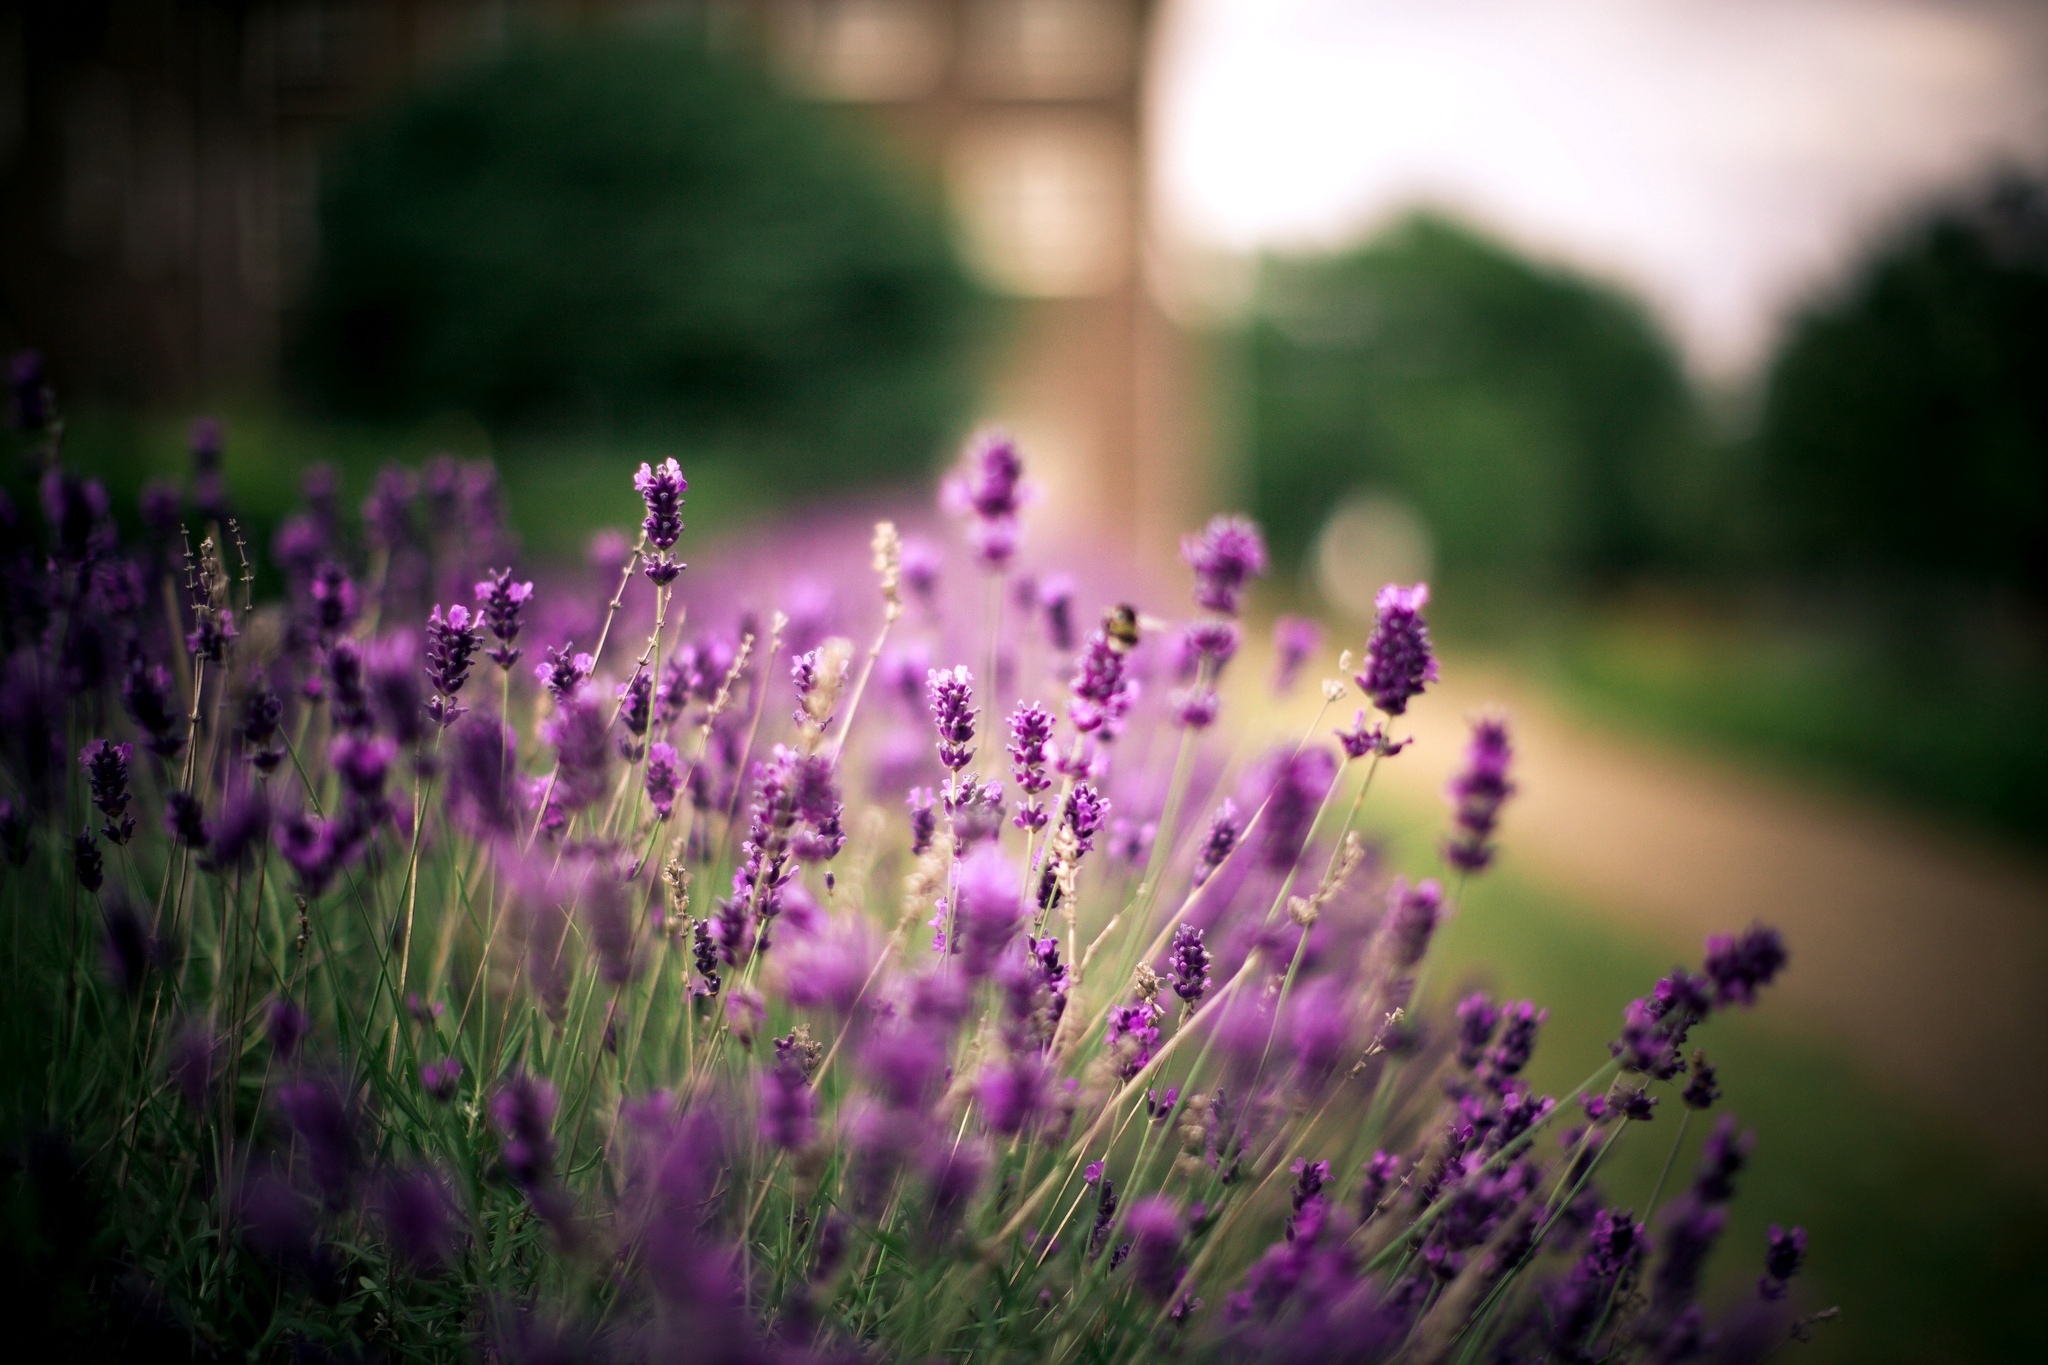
<box><xmin>364</xmin><ymin>633</ymin><xmax>426</xmax><ymax>748</ymax></box>
<box><xmin>164</xmin><ymin>790</ymin><xmax>210</xmax><ymax>851</ymax></box>
<box><xmin>1088</xmin><ymin>1175</ymin><xmax>1120</xmax><ymax>1259</ymax></box>
<box><xmin>80</xmin><ymin>738</ymin><xmax>135</xmax><ymax>844</ymax></box>
<box><xmin>633</xmin><ymin>458</ymin><xmax>688</xmax><ymax>584</ymax></box>
<box><xmin>1455</xmin><ymin>993</ymin><xmax>1500</xmax><ymax>1069</ymax></box>
<box><xmin>74</xmin><ymin>829</ymin><xmax>103</xmax><ymax>892</ymax></box>
<box><xmin>536</xmin><ymin>643</ymin><xmax>594</xmax><ymax>701</ymax></box>
<box><xmin>1106</xmin><ymin>999</ymin><xmax>1163</xmax><ymax>1080</ymax></box>
<box><xmin>207</xmin><ymin>782</ymin><xmax>272</xmax><ymax>870</ymax></box>
<box><xmin>1068</xmin><ymin>615</ymin><xmax>1137</xmax><ymax>737</ymax></box>
<box><xmin>1008</xmin><ymin>703</ymin><xmax>1054</xmax><ymax>830</ymax></box>
<box><xmin>1260</xmin><ymin>746</ymin><xmax>1336</xmax><ymax>870</ymax></box>
<box><xmin>240</xmin><ymin>672</ymin><xmax>285</xmax><ymax>772</ymax></box>
<box><xmin>1385</xmin><ymin>877</ymin><xmax>1443</xmax><ymax>968</ymax></box>
<box><xmin>1166</xmin><ymin>923</ymin><xmax>1211</xmax><ymax>1005</ymax></box>
<box><xmin>475</xmin><ymin>568</ymin><xmax>534</xmax><ymax>669</ymax></box>
<box><xmin>954</xmin><ymin>844</ymin><xmax>1023</xmax><ymax>979</ymax></box>
<box><xmin>362</xmin><ymin>464</ymin><xmax>417</xmax><ymax>551</ymax></box>
<box><xmin>1488</xmin><ymin>1001</ymin><xmax>1545</xmax><ymax>1077</ymax></box>
<box><xmin>978</xmin><ymin>1055</ymin><xmax>1048</xmax><ymax>1136</ymax></box>
<box><xmin>447</xmin><ymin>714</ymin><xmax>517</xmax><ymax>835</ymax></box>
<box><xmin>1444</xmin><ymin>715</ymin><xmax>1515</xmax><ymax>872</ymax></box>
<box><xmin>39</xmin><ymin>467</ymin><xmax>111</xmax><ymax>562</ymax></box>
<box><xmin>1335</xmin><ymin>710</ymin><xmax>1407</xmax><ymax>759</ymax></box>
<box><xmin>491</xmin><ymin>1071</ymin><xmax>559</xmax><ymax>1190</ymax></box>
<box><xmin>1693</xmin><ymin>1115</ymin><xmax>1752</xmax><ymax>1204</ymax></box>
<box><xmin>268</xmin><ymin>999</ymin><xmax>313</xmax><ymax>1061</ymax></box>
<box><xmin>540</xmin><ymin>680</ymin><xmax>612</xmax><ymax>825</ymax></box>
<box><xmin>760</xmin><ymin>1059</ymin><xmax>817</xmax><ymax>1150</ymax></box>
<box><xmin>1193</xmin><ymin>799</ymin><xmax>1240</xmax><ymax>886</ymax></box>
<box><xmin>617</xmin><ymin>667</ymin><xmax>653</xmax><ymax>759</ymax></box>
<box><xmin>121</xmin><ymin>660</ymin><xmax>184</xmax><ymax>758</ymax></box>
<box><xmin>1039</xmin><ymin>573</ymin><xmax>1077</xmax><ymax>650</ymax></box>
<box><xmin>1272</xmin><ymin>615</ymin><xmax>1324</xmax><ymax>694</ymax></box>
<box><xmin>908</xmin><ymin>787</ymin><xmax>937</xmax><ymax>856</ymax></box>
<box><xmin>1182</xmin><ymin>515</ymin><xmax>1268</xmax><ymax>616</ymax></box>
<box><xmin>1759</xmin><ymin>1223</ymin><xmax>1807</xmax><ymax>1299</ymax></box>
<box><xmin>277</xmin><ymin>1076</ymin><xmax>357</xmax><ymax>1207</ymax></box>
<box><xmin>1356</xmin><ymin>583</ymin><xmax>1438</xmax><ymax>716</ymax></box>
<box><xmin>901</xmin><ymin>537</ymin><xmax>942</xmax><ymax>607</ymax></box>
<box><xmin>1172</xmin><ymin>686</ymin><xmax>1220</xmax><ymax>729</ymax></box>
<box><xmin>375</xmin><ymin>1167</ymin><xmax>461</xmax><ymax>1270</ymax></box>
<box><xmin>691</xmin><ymin>918</ymin><xmax>723</xmax><ymax>996</ymax></box>
<box><xmin>1125</xmin><ymin>1197</ymin><xmax>1186</xmax><ymax>1301</ymax></box>
<box><xmin>1682</xmin><ymin>1051</ymin><xmax>1722</xmax><ymax>1109</ymax></box>
<box><xmin>645</xmin><ymin>741</ymin><xmax>682</xmax><ymax>820</ymax></box>
<box><xmin>327</xmin><ymin>639</ymin><xmax>373</xmax><ymax>731</ymax></box>
<box><xmin>1704</xmin><ymin>924</ymin><xmax>1788</xmax><ymax>1005</ymax></box>
<box><xmin>1063</xmin><ymin>782</ymin><xmax>1110</xmax><ymax>856</ymax></box>
<box><xmin>945</xmin><ymin>431</ymin><xmax>1026</xmax><ymax>568</ymax></box>
<box><xmin>1358</xmin><ymin>1151</ymin><xmax>1402</xmax><ymax>1219</ymax></box>
<box><xmin>424</xmin><ymin>604</ymin><xmax>482</xmax><ymax>724</ymax></box>
<box><xmin>307</xmin><ymin>561</ymin><xmax>358</xmax><ymax>640</ymax></box>
<box><xmin>927</xmin><ymin>665</ymin><xmax>976</xmax><ymax>771</ymax></box>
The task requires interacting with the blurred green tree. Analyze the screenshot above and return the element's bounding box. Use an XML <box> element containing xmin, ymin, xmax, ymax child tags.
<box><xmin>291</xmin><ymin>26</ymin><xmax>986</xmax><ymax>485</ymax></box>
<box><xmin>1757</xmin><ymin>175</ymin><xmax>2048</xmax><ymax>601</ymax></box>
<box><xmin>1240</xmin><ymin>213</ymin><xmax>1710</xmax><ymax>585</ymax></box>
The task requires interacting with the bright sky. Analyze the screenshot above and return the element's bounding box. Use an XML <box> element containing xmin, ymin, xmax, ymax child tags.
<box><xmin>1152</xmin><ymin>0</ymin><xmax>2048</xmax><ymax>375</ymax></box>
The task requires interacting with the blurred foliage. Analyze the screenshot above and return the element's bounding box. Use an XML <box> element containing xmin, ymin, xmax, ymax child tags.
<box><xmin>291</xmin><ymin>25</ymin><xmax>988</xmax><ymax>486</ymax></box>
<box><xmin>1238</xmin><ymin>213</ymin><xmax>1717</xmax><ymax>585</ymax></box>
<box><xmin>1757</xmin><ymin>175</ymin><xmax>2048</xmax><ymax>602</ymax></box>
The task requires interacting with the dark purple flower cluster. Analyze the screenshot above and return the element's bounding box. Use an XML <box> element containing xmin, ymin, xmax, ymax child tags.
<box><xmin>474</xmin><ymin>568</ymin><xmax>533</xmax><ymax>669</ymax></box>
<box><xmin>424</xmin><ymin>603</ymin><xmax>482</xmax><ymax>724</ymax></box>
<box><xmin>946</xmin><ymin>431</ymin><xmax>1027</xmax><ymax>568</ymax></box>
<box><xmin>1181</xmin><ymin>515</ymin><xmax>1268</xmax><ymax>616</ymax></box>
<box><xmin>1260</xmin><ymin>746</ymin><xmax>1336</xmax><ymax>870</ymax></box>
<box><xmin>80</xmin><ymin>739</ymin><xmax>136</xmax><ymax>844</ymax></box>
<box><xmin>927</xmin><ymin>665</ymin><xmax>977</xmax><ymax>771</ymax></box>
<box><xmin>1704</xmin><ymin>924</ymin><xmax>1789</xmax><ymax>1005</ymax></box>
<box><xmin>1068</xmin><ymin>616</ymin><xmax>1138</xmax><ymax>737</ymax></box>
<box><xmin>1165</xmin><ymin>923</ymin><xmax>1211</xmax><ymax>1005</ymax></box>
<box><xmin>1355</xmin><ymin>582</ymin><xmax>1438</xmax><ymax>716</ymax></box>
<box><xmin>1444</xmin><ymin>715</ymin><xmax>1515</xmax><ymax>872</ymax></box>
<box><xmin>1193</xmin><ymin>799</ymin><xmax>1240</xmax><ymax>886</ymax></box>
<box><xmin>1007</xmin><ymin>702</ymin><xmax>1054</xmax><ymax>830</ymax></box>
<box><xmin>633</xmin><ymin>458</ymin><xmax>688</xmax><ymax>584</ymax></box>
<box><xmin>1271</xmin><ymin>615</ymin><xmax>1323</xmax><ymax>694</ymax></box>
<box><xmin>536</xmin><ymin>642</ymin><xmax>594</xmax><ymax>701</ymax></box>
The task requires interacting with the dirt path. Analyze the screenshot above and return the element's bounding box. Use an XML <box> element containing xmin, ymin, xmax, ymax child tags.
<box><xmin>1345</xmin><ymin>661</ymin><xmax>2048</xmax><ymax>1165</ymax></box>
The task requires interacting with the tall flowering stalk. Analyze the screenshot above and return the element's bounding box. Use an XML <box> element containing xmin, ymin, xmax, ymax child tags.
<box><xmin>0</xmin><ymin>351</ymin><xmax>1819</xmax><ymax>1364</ymax></box>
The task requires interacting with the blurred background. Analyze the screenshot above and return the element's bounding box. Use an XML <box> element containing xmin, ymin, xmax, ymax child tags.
<box><xmin>3</xmin><ymin>1</ymin><xmax>2045</xmax><ymax>1359</ymax></box>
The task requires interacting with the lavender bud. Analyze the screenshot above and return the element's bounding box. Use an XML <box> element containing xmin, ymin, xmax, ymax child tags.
<box><xmin>73</xmin><ymin>828</ymin><xmax>103</xmax><ymax>892</ymax></box>
<box><xmin>1193</xmin><ymin>799</ymin><xmax>1240</xmax><ymax>886</ymax></box>
<box><xmin>1444</xmin><ymin>716</ymin><xmax>1514</xmax><ymax>872</ymax></box>
<box><xmin>1165</xmin><ymin>923</ymin><xmax>1211</xmax><ymax>1005</ymax></box>
<box><xmin>474</xmin><ymin>568</ymin><xmax>534</xmax><ymax>669</ymax></box>
<box><xmin>424</xmin><ymin>603</ymin><xmax>482</xmax><ymax>724</ymax></box>
<box><xmin>1181</xmin><ymin>515</ymin><xmax>1268</xmax><ymax>616</ymax></box>
<box><xmin>80</xmin><ymin>739</ymin><xmax>136</xmax><ymax>844</ymax></box>
<box><xmin>633</xmin><ymin>457</ymin><xmax>688</xmax><ymax>583</ymax></box>
<box><xmin>1271</xmin><ymin>615</ymin><xmax>1324</xmax><ymax>694</ymax></box>
<box><xmin>1356</xmin><ymin>583</ymin><xmax>1438</xmax><ymax>716</ymax></box>
<box><xmin>927</xmin><ymin>665</ymin><xmax>976</xmax><ymax>771</ymax></box>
